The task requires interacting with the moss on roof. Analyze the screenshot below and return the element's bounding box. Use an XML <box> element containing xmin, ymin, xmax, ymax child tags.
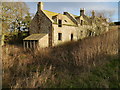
<box><xmin>43</xmin><ymin>10</ymin><xmax>76</xmax><ymax>26</ymax></box>
<box><xmin>75</xmin><ymin>16</ymin><xmax>80</xmax><ymax>18</ymax></box>
<box><xmin>43</xmin><ymin>10</ymin><xmax>107</xmax><ymax>26</ymax></box>
<box><xmin>43</xmin><ymin>10</ymin><xmax>58</xmax><ymax>17</ymax></box>
<box><xmin>23</xmin><ymin>34</ymin><xmax>46</xmax><ymax>40</ymax></box>
<box><xmin>61</xmin><ymin>15</ymin><xmax>76</xmax><ymax>26</ymax></box>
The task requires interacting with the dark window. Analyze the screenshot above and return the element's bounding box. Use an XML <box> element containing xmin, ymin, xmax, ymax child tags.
<box><xmin>81</xmin><ymin>31</ymin><xmax>83</xmax><ymax>36</ymax></box>
<box><xmin>89</xmin><ymin>31</ymin><xmax>92</xmax><ymax>36</ymax></box>
<box><xmin>58</xmin><ymin>33</ymin><xmax>62</xmax><ymax>40</ymax></box>
<box><xmin>58</xmin><ymin>19</ymin><xmax>62</xmax><ymax>27</ymax></box>
<box><xmin>64</xmin><ymin>20</ymin><xmax>67</xmax><ymax>22</ymax></box>
<box><xmin>97</xmin><ymin>26</ymin><xmax>100</xmax><ymax>30</ymax></box>
<box><xmin>71</xmin><ymin>34</ymin><xmax>73</xmax><ymax>41</ymax></box>
<box><xmin>81</xmin><ymin>20</ymin><xmax>83</xmax><ymax>25</ymax></box>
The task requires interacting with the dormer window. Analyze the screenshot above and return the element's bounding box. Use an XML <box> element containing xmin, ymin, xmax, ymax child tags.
<box><xmin>58</xmin><ymin>19</ymin><xmax>62</xmax><ymax>27</ymax></box>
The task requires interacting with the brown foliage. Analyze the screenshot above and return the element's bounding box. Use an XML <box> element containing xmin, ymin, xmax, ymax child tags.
<box><xmin>2</xmin><ymin>29</ymin><xmax>118</xmax><ymax>88</ymax></box>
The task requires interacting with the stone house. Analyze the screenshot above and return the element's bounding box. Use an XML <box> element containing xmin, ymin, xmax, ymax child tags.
<box><xmin>23</xmin><ymin>2</ymin><xmax>109</xmax><ymax>49</ymax></box>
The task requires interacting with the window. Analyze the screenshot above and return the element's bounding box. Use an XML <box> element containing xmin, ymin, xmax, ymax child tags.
<box><xmin>89</xmin><ymin>31</ymin><xmax>92</xmax><ymax>36</ymax></box>
<box><xmin>71</xmin><ymin>34</ymin><xmax>73</xmax><ymax>41</ymax></box>
<box><xmin>64</xmin><ymin>20</ymin><xmax>67</xmax><ymax>22</ymax></box>
<box><xmin>58</xmin><ymin>19</ymin><xmax>62</xmax><ymax>27</ymax></box>
<box><xmin>81</xmin><ymin>20</ymin><xmax>83</xmax><ymax>26</ymax></box>
<box><xmin>58</xmin><ymin>33</ymin><xmax>62</xmax><ymax>40</ymax></box>
<box><xmin>81</xmin><ymin>31</ymin><xmax>83</xmax><ymax>36</ymax></box>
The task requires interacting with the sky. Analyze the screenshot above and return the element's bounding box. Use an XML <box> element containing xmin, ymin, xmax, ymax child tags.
<box><xmin>25</xmin><ymin>2</ymin><xmax>119</xmax><ymax>22</ymax></box>
<box><xmin>2</xmin><ymin>0</ymin><xmax>119</xmax><ymax>22</ymax></box>
<box><xmin>2</xmin><ymin>0</ymin><xmax>120</xmax><ymax>2</ymax></box>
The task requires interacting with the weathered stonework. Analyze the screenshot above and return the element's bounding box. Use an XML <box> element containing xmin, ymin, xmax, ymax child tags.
<box><xmin>23</xmin><ymin>2</ymin><xmax>109</xmax><ymax>49</ymax></box>
<box><xmin>52</xmin><ymin>24</ymin><xmax>78</xmax><ymax>46</ymax></box>
<box><xmin>38</xmin><ymin>34</ymin><xmax>49</xmax><ymax>48</ymax></box>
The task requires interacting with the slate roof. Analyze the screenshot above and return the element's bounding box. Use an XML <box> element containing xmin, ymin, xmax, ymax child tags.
<box><xmin>23</xmin><ymin>34</ymin><xmax>46</xmax><ymax>40</ymax></box>
<box><xmin>42</xmin><ymin>10</ymin><xmax>108</xmax><ymax>26</ymax></box>
<box><xmin>43</xmin><ymin>10</ymin><xmax>76</xmax><ymax>26</ymax></box>
<box><xmin>43</xmin><ymin>10</ymin><xmax>58</xmax><ymax>19</ymax></box>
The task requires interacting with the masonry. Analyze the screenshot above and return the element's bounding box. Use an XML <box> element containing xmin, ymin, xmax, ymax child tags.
<box><xmin>23</xmin><ymin>2</ymin><xmax>109</xmax><ymax>49</ymax></box>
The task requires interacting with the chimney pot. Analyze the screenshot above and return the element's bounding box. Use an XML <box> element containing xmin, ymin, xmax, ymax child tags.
<box><xmin>38</xmin><ymin>2</ymin><xmax>44</xmax><ymax>11</ymax></box>
<box><xmin>92</xmin><ymin>10</ymin><xmax>95</xmax><ymax>17</ymax></box>
<box><xmin>80</xmin><ymin>8</ymin><xmax>85</xmax><ymax>16</ymax></box>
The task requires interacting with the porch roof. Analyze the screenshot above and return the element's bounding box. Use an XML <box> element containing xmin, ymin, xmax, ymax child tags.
<box><xmin>23</xmin><ymin>34</ymin><xmax>46</xmax><ymax>40</ymax></box>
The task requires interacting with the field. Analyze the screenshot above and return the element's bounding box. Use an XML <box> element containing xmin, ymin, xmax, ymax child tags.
<box><xmin>2</xmin><ymin>28</ymin><xmax>119</xmax><ymax>88</ymax></box>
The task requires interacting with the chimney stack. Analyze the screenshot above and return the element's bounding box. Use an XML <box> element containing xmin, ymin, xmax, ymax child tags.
<box><xmin>38</xmin><ymin>2</ymin><xmax>44</xmax><ymax>11</ymax></box>
<box><xmin>92</xmin><ymin>10</ymin><xmax>95</xmax><ymax>17</ymax></box>
<box><xmin>80</xmin><ymin>8</ymin><xmax>85</xmax><ymax>16</ymax></box>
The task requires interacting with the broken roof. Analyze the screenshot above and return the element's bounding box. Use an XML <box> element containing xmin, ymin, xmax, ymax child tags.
<box><xmin>23</xmin><ymin>34</ymin><xmax>47</xmax><ymax>40</ymax></box>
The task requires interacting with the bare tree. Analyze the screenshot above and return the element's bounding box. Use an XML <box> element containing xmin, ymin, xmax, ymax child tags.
<box><xmin>1</xmin><ymin>2</ymin><xmax>30</xmax><ymax>45</ymax></box>
<box><xmin>2</xmin><ymin>2</ymin><xmax>29</xmax><ymax>33</ymax></box>
<box><xmin>95</xmin><ymin>10</ymin><xmax>115</xmax><ymax>22</ymax></box>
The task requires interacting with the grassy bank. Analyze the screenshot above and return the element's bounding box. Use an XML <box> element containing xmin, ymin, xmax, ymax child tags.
<box><xmin>2</xmin><ymin>29</ymin><xmax>119</xmax><ymax>88</ymax></box>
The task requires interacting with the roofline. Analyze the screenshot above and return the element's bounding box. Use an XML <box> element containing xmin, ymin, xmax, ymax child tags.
<box><xmin>23</xmin><ymin>34</ymin><xmax>47</xmax><ymax>40</ymax></box>
<box><xmin>23</xmin><ymin>39</ymin><xmax>38</xmax><ymax>41</ymax></box>
<box><xmin>41</xmin><ymin>10</ymin><xmax>54</xmax><ymax>22</ymax></box>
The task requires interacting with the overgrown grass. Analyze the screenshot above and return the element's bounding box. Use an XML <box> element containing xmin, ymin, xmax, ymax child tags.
<box><xmin>4</xmin><ymin>31</ymin><xmax>29</xmax><ymax>45</ymax></box>
<box><xmin>2</xmin><ymin>29</ymin><xmax>119</xmax><ymax>88</ymax></box>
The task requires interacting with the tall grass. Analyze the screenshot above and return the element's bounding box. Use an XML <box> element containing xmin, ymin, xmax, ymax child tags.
<box><xmin>2</xmin><ymin>29</ymin><xmax>119</xmax><ymax>88</ymax></box>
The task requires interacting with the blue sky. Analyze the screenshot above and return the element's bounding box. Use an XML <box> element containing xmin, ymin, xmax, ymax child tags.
<box><xmin>26</xmin><ymin>2</ymin><xmax>119</xmax><ymax>22</ymax></box>
<box><xmin>4</xmin><ymin>0</ymin><xmax>119</xmax><ymax>2</ymax></box>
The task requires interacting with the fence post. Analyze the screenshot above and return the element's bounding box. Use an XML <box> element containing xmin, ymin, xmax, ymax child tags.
<box><xmin>23</xmin><ymin>41</ymin><xmax>26</xmax><ymax>50</ymax></box>
<box><xmin>26</xmin><ymin>41</ymin><xmax>29</xmax><ymax>49</ymax></box>
<box><xmin>33</xmin><ymin>40</ymin><xmax>36</xmax><ymax>49</ymax></box>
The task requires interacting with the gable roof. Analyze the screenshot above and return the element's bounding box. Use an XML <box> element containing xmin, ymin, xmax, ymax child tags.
<box><xmin>59</xmin><ymin>14</ymin><xmax>76</xmax><ymax>26</ymax></box>
<box><xmin>43</xmin><ymin>10</ymin><xmax>58</xmax><ymax>18</ymax></box>
<box><xmin>23</xmin><ymin>34</ymin><xmax>46</xmax><ymax>40</ymax></box>
<box><xmin>41</xmin><ymin>10</ymin><xmax>108</xmax><ymax>26</ymax></box>
<box><xmin>43</xmin><ymin>10</ymin><xmax>76</xmax><ymax>26</ymax></box>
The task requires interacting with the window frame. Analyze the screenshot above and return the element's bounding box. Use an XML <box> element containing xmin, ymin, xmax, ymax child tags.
<box><xmin>58</xmin><ymin>33</ymin><xmax>62</xmax><ymax>41</ymax></box>
<box><xmin>81</xmin><ymin>20</ymin><xmax>83</xmax><ymax>26</ymax></box>
<box><xmin>58</xmin><ymin>19</ymin><xmax>62</xmax><ymax>27</ymax></box>
<box><xmin>71</xmin><ymin>34</ymin><xmax>73</xmax><ymax>41</ymax></box>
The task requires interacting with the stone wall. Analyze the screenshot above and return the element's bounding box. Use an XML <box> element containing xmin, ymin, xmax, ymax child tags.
<box><xmin>52</xmin><ymin>24</ymin><xmax>101</xmax><ymax>46</ymax></box>
<box><xmin>38</xmin><ymin>34</ymin><xmax>49</xmax><ymax>48</ymax></box>
<box><xmin>29</xmin><ymin>13</ymin><xmax>39</xmax><ymax>34</ymax></box>
<box><xmin>52</xmin><ymin>24</ymin><xmax>78</xmax><ymax>46</ymax></box>
<box><xmin>30</xmin><ymin>10</ymin><xmax>52</xmax><ymax>34</ymax></box>
<box><xmin>30</xmin><ymin>10</ymin><xmax>52</xmax><ymax>47</ymax></box>
<box><xmin>29</xmin><ymin>9</ymin><xmax>109</xmax><ymax>48</ymax></box>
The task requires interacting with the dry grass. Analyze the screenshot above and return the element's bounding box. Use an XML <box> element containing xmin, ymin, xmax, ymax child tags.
<box><xmin>2</xmin><ymin>29</ymin><xmax>119</xmax><ymax>88</ymax></box>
